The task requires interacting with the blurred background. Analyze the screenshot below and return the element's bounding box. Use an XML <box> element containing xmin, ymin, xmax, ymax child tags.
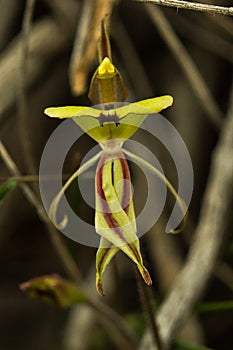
<box><xmin>0</xmin><ymin>0</ymin><xmax>232</xmax><ymax>349</ymax></box>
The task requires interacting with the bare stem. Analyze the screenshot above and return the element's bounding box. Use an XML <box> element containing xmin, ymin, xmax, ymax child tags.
<box><xmin>0</xmin><ymin>174</ymin><xmax>74</xmax><ymax>182</ymax></box>
<box><xmin>0</xmin><ymin>139</ymin><xmax>82</xmax><ymax>282</ymax></box>
<box><xmin>135</xmin><ymin>0</ymin><xmax>233</xmax><ymax>16</ymax></box>
<box><xmin>17</xmin><ymin>0</ymin><xmax>37</xmax><ymax>175</ymax></box>
<box><xmin>135</xmin><ymin>268</ymin><xmax>166</xmax><ymax>350</ymax></box>
<box><xmin>69</xmin><ymin>0</ymin><xmax>116</xmax><ymax>95</ymax></box>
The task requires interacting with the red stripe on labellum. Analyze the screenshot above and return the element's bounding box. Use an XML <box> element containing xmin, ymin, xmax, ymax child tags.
<box><xmin>119</xmin><ymin>154</ymin><xmax>131</xmax><ymax>214</ymax></box>
<box><xmin>97</xmin><ymin>243</ymin><xmax>113</xmax><ymax>269</ymax></box>
<box><xmin>96</xmin><ymin>154</ymin><xmax>141</xmax><ymax>262</ymax></box>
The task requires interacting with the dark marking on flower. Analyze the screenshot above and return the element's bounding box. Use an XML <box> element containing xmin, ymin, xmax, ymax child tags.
<box><xmin>98</xmin><ymin>112</ymin><xmax>120</xmax><ymax>127</ymax></box>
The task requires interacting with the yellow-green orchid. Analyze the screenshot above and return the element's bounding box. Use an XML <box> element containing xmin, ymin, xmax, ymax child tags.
<box><xmin>44</xmin><ymin>20</ymin><xmax>186</xmax><ymax>295</ymax></box>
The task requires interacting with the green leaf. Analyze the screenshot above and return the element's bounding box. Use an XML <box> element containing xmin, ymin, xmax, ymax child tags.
<box><xmin>175</xmin><ymin>339</ymin><xmax>214</xmax><ymax>350</ymax></box>
<box><xmin>196</xmin><ymin>300</ymin><xmax>233</xmax><ymax>313</ymax></box>
<box><xmin>0</xmin><ymin>178</ymin><xmax>18</xmax><ymax>201</ymax></box>
<box><xmin>19</xmin><ymin>274</ymin><xmax>88</xmax><ymax>308</ymax></box>
<box><xmin>126</xmin><ymin>313</ymin><xmax>145</xmax><ymax>337</ymax></box>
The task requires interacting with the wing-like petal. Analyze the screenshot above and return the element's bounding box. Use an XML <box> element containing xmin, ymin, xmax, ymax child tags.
<box><xmin>44</xmin><ymin>106</ymin><xmax>101</xmax><ymax>119</ymax></box>
<box><xmin>45</xmin><ymin>96</ymin><xmax>173</xmax><ymax>144</ymax></box>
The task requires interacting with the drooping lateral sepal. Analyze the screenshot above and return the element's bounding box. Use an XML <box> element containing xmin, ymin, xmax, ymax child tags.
<box><xmin>96</xmin><ymin>237</ymin><xmax>119</xmax><ymax>296</ymax></box>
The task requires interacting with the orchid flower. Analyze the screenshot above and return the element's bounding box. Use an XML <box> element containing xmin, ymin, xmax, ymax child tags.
<box><xmin>44</xmin><ymin>20</ymin><xmax>187</xmax><ymax>295</ymax></box>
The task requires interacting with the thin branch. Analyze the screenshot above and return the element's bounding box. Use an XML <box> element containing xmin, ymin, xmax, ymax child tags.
<box><xmin>69</xmin><ymin>0</ymin><xmax>117</xmax><ymax>95</ymax></box>
<box><xmin>0</xmin><ymin>174</ymin><xmax>74</xmax><ymax>182</ymax></box>
<box><xmin>63</xmin><ymin>262</ymin><xmax>136</xmax><ymax>350</ymax></box>
<box><xmin>0</xmin><ymin>140</ymin><xmax>82</xmax><ymax>282</ymax></box>
<box><xmin>69</xmin><ymin>0</ymin><xmax>95</xmax><ymax>95</ymax></box>
<box><xmin>148</xmin><ymin>219</ymin><xmax>204</xmax><ymax>344</ymax></box>
<box><xmin>42</xmin><ymin>0</ymin><xmax>78</xmax><ymax>30</ymax></box>
<box><xmin>17</xmin><ymin>0</ymin><xmax>37</xmax><ymax>176</ymax></box>
<box><xmin>135</xmin><ymin>0</ymin><xmax>233</xmax><ymax>16</ymax></box>
<box><xmin>135</xmin><ymin>268</ymin><xmax>166</xmax><ymax>350</ymax></box>
<box><xmin>0</xmin><ymin>0</ymin><xmax>22</xmax><ymax>51</ymax></box>
<box><xmin>0</xmin><ymin>17</ymin><xmax>75</xmax><ymax>127</ymax></box>
<box><xmin>168</xmin><ymin>13</ymin><xmax>233</xmax><ymax>64</ymax></box>
<box><xmin>139</xmin><ymin>82</ymin><xmax>233</xmax><ymax>349</ymax></box>
<box><xmin>112</xmin><ymin>18</ymin><xmax>154</xmax><ymax>99</ymax></box>
<box><xmin>208</xmin><ymin>12</ymin><xmax>233</xmax><ymax>37</ymax></box>
<box><xmin>145</xmin><ymin>5</ymin><xmax>224</xmax><ymax>129</ymax></box>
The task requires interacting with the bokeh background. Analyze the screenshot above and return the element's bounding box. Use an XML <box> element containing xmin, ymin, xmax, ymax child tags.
<box><xmin>0</xmin><ymin>0</ymin><xmax>232</xmax><ymax>349</ymax></box>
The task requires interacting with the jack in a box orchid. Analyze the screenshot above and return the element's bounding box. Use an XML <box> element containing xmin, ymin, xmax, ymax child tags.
<box><xmin>44</xmin><ymin>19</ymin><xmax>187</xmax><ymax>295</ymax></box>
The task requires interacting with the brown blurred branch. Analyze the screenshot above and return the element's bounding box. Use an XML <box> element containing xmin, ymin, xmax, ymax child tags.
<box><xmin>69</xmin><ymin>0</ymin><xmax>117</xmax><ymax>95</ymax></box>
<box><xmin>0</xmin><ymin>17</ymin><xmax>75</xmax><ymax>127</ymax></box>
<box><xmin>140</xmin><ymin>82</ymin><xmax>233</xmax><ymax>349</ymax></box>
<box><xmin>17</xmin><ymin>0</ymin><xmax>37</xmax><ymax>176</ymax></box>
<box><xmin>146</xmin><ymin>5</ymin><xmax>224</xmax><ymax>129</ymax></box>
<box><xmin>0</xmin><ymin>140</ymin><xmax>82</xmax><ymax>282</ymax></box>
<box><xmin>0</xmin><ymin>174</ymin><xmax>72</xmax><ymax>182</ymax></box>
<box><xmin>135</xmin><ymin>0</ymin><xmax>233</xmax><ymax>16</ymax></box>
<box><xmin>148</xmin><ymin>222</ymin><xmax>204</xmax><ymax>345</ymax></box>
<box><xmin>168</xmin><ymin>13</ymin><xmax>233</xmax><ymax>64</ymax></box>
<box><xmin>208</xmin><ymin>13</ymin><xmax>233</xmax><ymax>37</ymax></box>
<box><xmin>0</xmin><ymin>0</ymin><xmax>22</xmax><ymax>51</ymax></box>
<box><xmin>43</xmin><ymin>0</ymin><xmax>78</xmax><ymax>29</ymax></box>
<box><xmin>112</xmin><ymin>18</ymin><xmax>153</xmax><ymax>99</ymax></box>
<box><xmin>135</xmin><ymin>268</ymin><xmax>166</xmax><ymax>350</ymax></box>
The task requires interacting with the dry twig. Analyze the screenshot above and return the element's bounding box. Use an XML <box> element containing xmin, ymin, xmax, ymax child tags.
<box><xmin>17</xmin><ymin>0</ymin><xmax>37</xmax><ymax>176</ymax></box>
<box><xmin>43</xmin><ymin>0</ymin><xmax>78</xmax><ymax>29</ymax></box>
<box><xmin>0</xmin><ymin>0</ymin><xmax>22</xmax><ymax>51</ymax></box>
<box><xmin>0</xmin><ymin>139</ymin><xmax>82</xmax><ymax>282</ymax></box>
<box><xmin>69</xmin><ymin>0</ymin><xmax>117</xmax><ymax>95</ymax></box>
<box><xmin>135</xmin><ymin>0</ymin><xmax>233</xmax><ymax>16</ymax></box>
<box><xmin>168</xmin><ymin>13</ymin><xmax>233</xmax><ymax>64</ymax></box>
<box><xmin>146</xmin><ymin>5</ymin><xmax>224</xmax><ymax>129</ymax></box>
<box><xmin>148</xmin><ymin>221</ymin><xmax>204</xmax><ymax>345</ymax></box>
<box><xmin>0</xmin><ymin>17</ymin><xmax>75</xmax><ymax>126</ymax></box>
<box><xmin>112</xmin><ymin>18</ymin><xmax>153</xmax><ymax>99</ymax></box>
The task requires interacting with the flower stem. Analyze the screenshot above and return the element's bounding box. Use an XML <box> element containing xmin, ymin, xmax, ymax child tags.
<box><xmin>135</xmin><ymin>268</ymin><xmax>167</xmax><ymax>350</ymax></box>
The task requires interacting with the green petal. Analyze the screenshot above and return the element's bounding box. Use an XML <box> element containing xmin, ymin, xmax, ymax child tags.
<box><xmin>128</xmin><ymin>95</ymin><xmax>173</xmax><ymax>114</ymax></box>
<box><xmin>44</xmin><ymin>106</ymin><xmax>101</xmax><ymax>119</ymax></box>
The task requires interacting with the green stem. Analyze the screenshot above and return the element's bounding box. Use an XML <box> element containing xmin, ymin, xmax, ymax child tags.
<box><xmin>135</xmin><ymin>268</ymin><xmax>166</xmax><ymax>350</ymax></box>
